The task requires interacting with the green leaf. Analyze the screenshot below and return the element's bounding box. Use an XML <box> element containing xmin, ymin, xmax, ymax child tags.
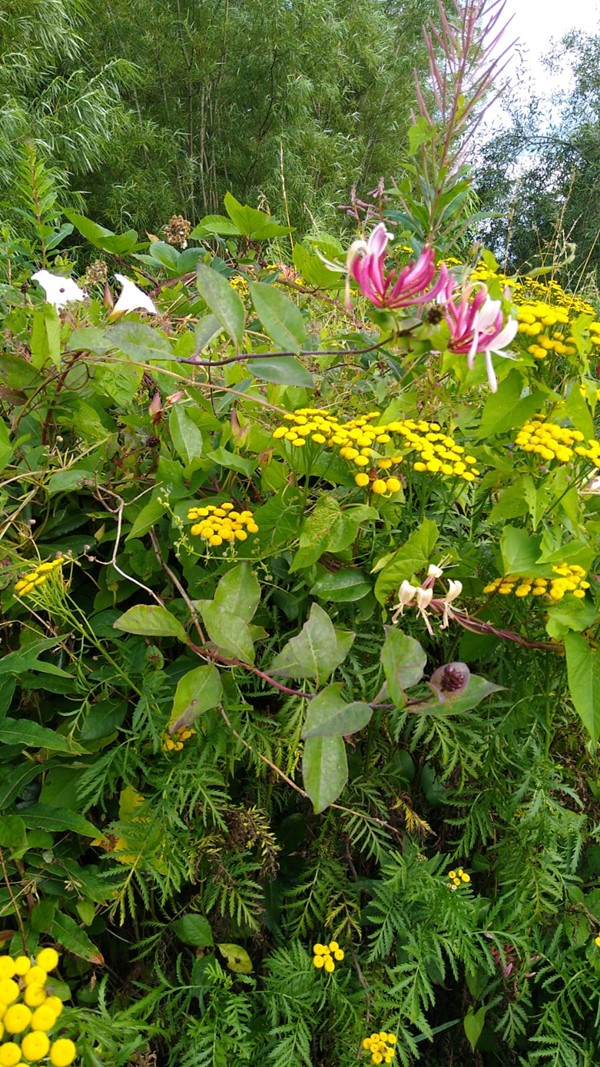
<box><xmin>301</xmin><ymin>683</ymin><xmax>372</xmax><ymax>738</ymax></box>
<box><xmin>63</xmin><ymin>210</ymin><xmax>138</xmax><ymax>255</ymax></box>
<box><xmin>408</xmin><ymin>116</ymin><xmax>432</xmax><ymax>155</ymax></box>
<box><xmin>0</xmin><ymin>419</ymin><xmax>12</xmax><ymax>473</ymax></box>
<box><xmin>565</xmin><ymin>633</ymin><xmax>600</xmax><ymax>745</ymax></box>
<box><xmin>0</xmin><ymin>719</ymin><xmax>85</xmax><ymax>753</ymax></box>
<box><xmin>250</xmin><ymin>356</ymin><xmax>313</xmax><ymax>387</ymax></box>
<box><xmin>0</xmin><ymin>764</ymin><xmax>43</xmax><ymax>810</ymax></box>
<box><xmin>195</xmin><ymin>313</ymin><xmax>223</xmax><ymax>351</ymax></box>
<box><xmin>126</xmin><ymin>499</ymin><xmax>166</xmax><ymax>540</ymax></box>
<box><xmin>0</xmin><ymin>815</ymin><xmax>27</xmax><ymax>852</ymax></box>
<box><xmin>464</xmin><ymin>1008</ymin><xmax>486</xmax><ymax>1052</ymax></box>
<box><xmin>546</xmin><ymin>597</ymin><xmax>597</xmax><ymax>638</ymax></box>
<box><xmin>373</xmin><ymin>519</ymin><xmax>439</xmax><ymax>604</ymax></box>
<box><xmin>224</xmin><ymin>192</ymin><xmax>293</xmax><ymax>239</ymax></box>
<box><xmin>0</xmin><ymin>638</ymin><xmax>71</xmax><ymax>678</ymax></box>
<box><xmin>270</xmin><ymin>603</ymin><xmax>354</xmax><ymax>686</ymax></box>
<box><xmin>50</xmin><ymin>911</ymin><xmax>104</xmax><ymax>964</ymax></box>
<box><xmin>205</xmin><ymin>447</ymin><xmax>256</xmax><ymax>475</ymax></box>
<box><xmin>249</xmin><ymin>281</ymin><xmax>306</xmax><ymax>352</ymax></box>
<box><xmin>477</xmin><ymin>372</ymin><xmax>546</xmax><ymax>439</ymax></box>
<box><xmin>213</xmin><ymin>563</ymin><xmax>261</xmax><ymax>622</ymax></box>
<box><xmin>47</xmin><ymin>468</ymin><xmax>95</xmax><ymax>497</ymax></box>
<box><xmin>310</xmin><ymin>569</ymin><xmax>371</xmax><ymax>603</ymax></box>
<box><xmin>500</xmin><ymin>526</ymin><xmax>542</xmax><ymax>575</ymax></box>
<box><xmin>67</xmin><ymin>327</ymin><xmax>113</xmax><ymax>353</ymax></box>
<box><xmin>190</xmin><ymin>214</ymin><xmax>242</xmax><ymax>238</ymax></box>
<box><xmin>172</xmin><ymin>914</ymin><xmax>214</xmax><ymax>947</ymax></box>
<box><xmin>106</xmin><ymin>322</ymin><xmax>174</xmax><ymax>362</ymax></box>
<box><xmin>302</xmin><ymin>735</ymin><xmax>348</xmax><ymax>812</ymax></box>
<box><xmin>31</xmin><ymin>305</ymin><xmax>61</xmax><ymax>368</ymax></box>
<box><xmin>20</xmin><ymin>804</ymin><xmax>103</xmax><ymax>840</ymax></box>
<box><xmin>381</xmin><ymin>628</ymin><xmax>427</xmax><ymax>705</ymax></box>
<box><xmin>169</xmin><ymin>406</ymin><xmax>204</xmax><ymax>464</ymax></box>
<box><xmin>197</xmin><ymin>601</ymin><xmax>255</xmax><ymax>663</ymax></box>
<box><xmin>196</xmin><ymin>264</ymin><xmax>245</xmax><ymax>349</ymax></box>
<box><xmin>113</xmin><ymin>605</ymin><xmax>188</xmax><ymax>642</ymax></box>
<box><xmin>169</xmin><ymin>665</ymin><xmax>223</xmax><ymax>730</ymax></box>
<box><xmin>290</xmin><ymin>497</ymin><xmax>342</xmax><ymax>572</ymax></box>
<box><xmin>292</xmin><ymin>244</ymin><xmax>343</xmax><ymax>288</ymax></box>
<box><xmin>217</xmin><ymin>942</ymin><xmax>253</xmax><ymax>974</ymax></box>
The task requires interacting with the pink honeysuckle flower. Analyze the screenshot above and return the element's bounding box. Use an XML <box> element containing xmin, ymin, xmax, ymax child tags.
<box><xmin>444</xmin><ymin>283</ymin><xmax>518</xmax><ymax>392</ymax></box>
<box><xmin>346</xmin><ymin>223</ymin><xmax>449</xmax><ymax>311</ymax></box>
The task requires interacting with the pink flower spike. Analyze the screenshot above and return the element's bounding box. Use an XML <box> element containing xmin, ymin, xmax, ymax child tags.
<box><xmin>444</xmin><ymin>284</ymin><xmax>518</xmax><ymax>392</ymax></box>
<box><xmin>346</xmin><ymin>224</ymin><xmax>448</xmax><ymax>311</ymax></box>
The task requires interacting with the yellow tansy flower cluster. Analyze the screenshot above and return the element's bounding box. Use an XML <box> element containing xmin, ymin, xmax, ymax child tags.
<box><xmin>312</xmin><ymin>941</ymin><xmax>344</xmax><ymax>973</ymax></box>
<box><xmin>362</xmin><ymin>1032</ymin><xmax>397</xmax><ymax>1065</ymax></box>
<box><xmin>595</xmin><ymin>935</ymin><xmax>600</xmax><ymax>947</ymax></box>
<box><xmin>516</xmin><ymin>302</ymin><xmax>576</xmax><ymax>360</ymax></box>
<box><xmin>448</xmin><ymin>867</ymin><xmax>471</xmax><ymax>888</ymax></box>
<box><xmin>14</xmin><ymin>559</ymin><xmax>63</xmax><ymax>598</ymax></box>
<box><xmin>0</xmin><ymin>949</ymin><xmax>76</xmax><ymax>1067</ymax></box>
<box><xmin>272</xmin><ymin>409</ymin><xmax>479</xmax><ymax>486</ymax></box>
<box><xmin>589</xmin><ymin>321</ymin><xmax>600</xmax><ymax>346</ymax></box>
<box><xmin>515</xmin><ymin>420</ymin><xmax>600</xmax><ymax>466</ymax></box>
<box><xmin>187</xmin><ymin>503</ymin><xmax>258</xmax><ymax>545</ymax></box>
<box><xmin>483</xmin><ymin>564</ymin><xmax>589</xmax><ymax>601</ymax></box>
<box><xmin>229</xmin><ymin>275</ymin><xmax>249</xmax><ymax>298</ymax></box>
<box><xmin>163</xmin><ymin>725</ymin><xmax>195</xmax><ymax>752</ymax></box>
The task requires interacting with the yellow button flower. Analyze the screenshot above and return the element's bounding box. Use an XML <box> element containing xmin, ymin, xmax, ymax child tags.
<box><xmin>49</xmin><ymin>1039</ymin><xmax>77</xmax><ymax>1067</ymax></box>
<box><xmin>20</xmin><ymin>1030</ymin><xmax>51</xmax><ymax>1061</ymax></box>
<box><xmin>3</xmin><ymin>1004</ymin><xmax>32</xmax><ymax>1033</ymax></box>
<box><xmin>35</xmin><ymin>948</ymin><xmax>59</xmax><ymax>972</ymax></box>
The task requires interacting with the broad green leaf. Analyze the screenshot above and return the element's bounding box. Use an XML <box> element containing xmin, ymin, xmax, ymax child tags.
<box><xmin>190</xmin><ymin>214</ymin><xmax>242</xmax><ymax>238</ymax></box>
<box><xmin>326</xmin><ymin>505</ymin><xmax>379</xmax><ymax>553</ymax></box>
<box><xmin>107</xmin><ymin>322</ymin><xmax>174</xmax><ymax>362</ymax></box>
<box><xmin>169</xmin><ymin>665</ymin><xmax>223</xmax><ymax>729</ymax></box>
<box><xmin>205</xmin><ymin>447</ymin><xmax>256</xmax><ymax>475</ymax></box>
<box><xmin>213</xmin><ymin>563</ymin><xmax>260</xmax><ymax>622</ymax></box>
<box><xmin>464</xmin><ymin>1007</ymin><xmax>486</xmax><ymax>1052</ymax></box>
<box><xmin>224</xmin><ymin>192</ymin><xmax>293</xmax><ymax>239</ymax></box>
<box><xmin>565</xmin><ymin>633</ymin><xmax>600</xmax><ymax>745</ymax></box>
<box><xmin>113</xmin><ymin>605</ymin><xmax>188</xmax><ymax>642</ymax></box>
<box><xmin>310</xmin><ymin>569</ymin><xmax>371</xmax><ymax>603</ymax></box>
<box><xmin>270</xmin><ymin>603</ymin><xmax>354</xmax><ymax>686</ymax></box>
<box><xmin>67</xmin><ymin>327</ymin><xmax>113</xmax><ymax>353</ymax></box>
<box><xmin>477</xmin><ymin>372</ymin><xmax>546</xmax><ymax>439</ymax></box>
<box><xmin>217</xmin><ymin>942</ymin><xmax>253</xmax><ymax>974</ymax></box>
<box><xmin>499</xmin><ymin>526</ymin><xmax>542</xmax><ymax>575</ymax></box>
<box><xmin>250</xmin><ymin>356</ymin><xmax>313</xmax><ymax>387</ymax></box>
<box><xmin>64</xmin><ymin>210</ymin><xmax>138</xmax><ymax>254</ymax></box>
<box><xmin>381</xmin><ymin>628</ymin><xmax>427</xmax><ymax>705</ymax></box>
<box><xmin>20</xmin><ymin>804</ymin><xmax>103</xmax><ymax>840</ymax></box>
<box><xmin>408</xmin><ymin>115</ymin><xmax>432</xmax><ymax>155</ymax></box>
<box><xmin>249</xmin><ymin>281</ymin><xmax>306</xmax><ymax>352</ymax></box>
<box><xmin>196</xmin><ymin>264</ymin><xmax>245</xmax><ymax>348</ymax></box>
<box><xmin>290</xmin><ymin>496</ymin><xmax>341</xmax><ymax>572</ymax></box>
<box><xmin>546</xmin><ymin>597</ymin><xmax>597</xmax><ymax>638</ymax></box>
<box><xmin>301</xmin><ymin>683</ymin><xmax>372</xmax><ymax>738</ymax></box>
<box><xmin>94</xmin><ymin>363</ymin><xmax>144</xmax><ymax>405</ymax></box>
<box><xmin>172</xmin><ymin>914</ymin><xmax>214</xmax><ymax>947</ymax></box>
<box><xmin>195</xmin><ymin>313</ymin><xmax>223</xmax><ymax>350</ymax></box>
<box><xmin>0</xmin><ymin>639</ymin><xmax>71</xmax><ymax>678</ymax></box>
<box><xmin>373</xmin><ymin>519</ymin><xmax>439</xmax><ymax>604</ymax></box>
<box><xmin>302</xmin><ymin>734</ymin><xmax>348</xmax><ymax>812</ymax></box>
<box><xmin>31</xmin><ymin>305</ymin><xmax>61</xmax><ymax>368</ymax></box>
<box><xmin>47</xmin><ymin>468</ymin><xmax>95</xmax><ymax>497</ymax></box>
<box><xmin>0</xmin><ymin>719</ymin><xmax>85</xmax><ymax>753</ymax></box>
<box><xmin>292</xmin><ymin>243</ymin><xmax>343</xmax><ymax>288</ymax></box>
<box><xmin>169</xmin><ymin>406</ymin><xmax>204</xmax><ymax>464</ymax></box>
<box><xmin>197</xmin><ymin>601</ymin><xmax>255</xmax><ymax>663</ymax></box>
<box><xmin>0</xmin><ymin>815</ymin><xmax>27</xmax><ymax>852</ymax></box>
<box><xmin>50</xmin><ymin>911</ymin><xmax>104</xmax><ymax>964</ymax></box>
<box><xmin>0</xmin><ymin>764</ymin><xmax>44</xmax><ymax>810</ymax></box>
<box><xmin>126</xmin><ymin>498</ymin><xmax>166</xmax><ymax>540</ymax></box>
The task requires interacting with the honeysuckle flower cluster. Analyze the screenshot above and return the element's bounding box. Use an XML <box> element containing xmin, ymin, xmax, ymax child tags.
<box><xmin>14</xmin><ymin>559</ymin><xmax>63</xmax><ymax>598</ymax></box>
<box><xmin>514</xmin><ymin>420</ymin><xmax>600</xmax><ymax>467</ymax></box>
<box><xmin>272</xmin><ymin>409</ymin><xmax>479</xmax><ymax>487</ymax></box>
<box><xmin>0</xmin><ymin>949</ymin><xmax>76</xmax><ymax>1067</ymax></box>
<box><xmin>362</xmin><ymin>1031</ymin><xmax>397</xmax><ymax>1065</ymax></box>
<box><xmin>312</xmin><ymin>941</ymin><xmax>344</xmax><ymax>973</ymax></box>
<box><xmin>444</xmin><ymin>284</ymin><xmax>518</xmax><ymax>392</ymax></box>
<box><xmin>187</xmin><ymin>503</ymin><xmax>259</xmax><ymax>545</ymax></box>
<box><xmin>483</xmin><ymin>564</ymin><xmax>589</xmax><ymax>602</ymax></box>
<box><xmin>346</xmin><ymin>223</ymin><xmax>449</xmax><ymax>310</ymax></box>
<box><xmin>391</xmin><ymin>564</ymin><xmax>463</xmax><ymax>634</ymax></box>
<box><xmin>448</xmin><ymin>867</ymin><xmax>471</xmax><ymax>888</ymax></box>
<box><xmin>163</xmin><ymin>725</ymin><xmax>195</xmax><ymax>752</ymax></box>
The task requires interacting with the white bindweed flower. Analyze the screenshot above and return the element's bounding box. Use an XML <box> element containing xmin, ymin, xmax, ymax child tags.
<box><xmin>31</xmin><ymin>270</ymin><xmax>86</xmax><ymax>308</ymax></box>
<box><xmin>112</xmin><ymin>273</ymin><xmax>157</xmax><ymax>316</ymax></box>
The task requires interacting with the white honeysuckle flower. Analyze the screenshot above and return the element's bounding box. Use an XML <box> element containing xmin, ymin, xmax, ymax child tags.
<box><xmin>390</xmin><ymin>579</ymin><xmax>419</xmax><ymax>624</ymax></box>
<box><xmin>440</xmin><ymin>580</ymin><xmax>463</xmax><ymax>629</ymax></box>
<box><xmin>31</xmin><ymin>270</ymin><xmax>86</xmax><ymax>308</ymax></box>
<box><xmin>427</xmin><ymin>563</ymin><xmax>444</xmax><ymax>579</ymax></box>
<box><xmin>112</xmin><ymin>273</ymin><xmax>157</xmax><ymax>315</ymax></box>
<box><xmin>415</xmin><ymin>586</ymin><xmax>435</xmax><ymax>635</ymax></box>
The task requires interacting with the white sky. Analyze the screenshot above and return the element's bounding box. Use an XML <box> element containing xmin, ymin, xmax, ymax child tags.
<box><xmin>499</xmin><ymin>0</ymin><xmax>600</xmax><ymax>96</ymax></box>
